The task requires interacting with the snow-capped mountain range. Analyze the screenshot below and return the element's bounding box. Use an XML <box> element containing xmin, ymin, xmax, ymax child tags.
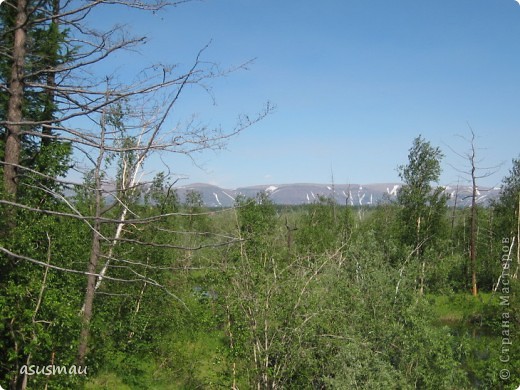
<box><xmin>176</xmin><ymin>183</ymin><xmax>502</xmax><ymax>208</ymax></box>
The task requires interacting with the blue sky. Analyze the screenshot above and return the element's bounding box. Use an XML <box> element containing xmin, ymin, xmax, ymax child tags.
<box><xmin>90</xmin><ymin>0</ymin><xmax>520</xmax><ymax>188</ymax></box>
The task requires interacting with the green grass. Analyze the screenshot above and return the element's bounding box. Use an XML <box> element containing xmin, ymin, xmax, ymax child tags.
<box><xmin>429</xmin><ymin>292</ymin><xmax>499</xmax><ymax>325</ymax></box>
<box><xmin>85</xmin><ymin>329</ymin><xmax>231</xmax><ymax>389</ymax></box>
<box><xmin>86</xmin><ymin>372</ymin><xmax>133</xmax><ymax>390</ymax></box>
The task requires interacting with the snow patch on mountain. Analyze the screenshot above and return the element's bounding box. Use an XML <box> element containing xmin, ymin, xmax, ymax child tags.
<box><xmin>213</xmin><ymin>193</ymin><xmax>221</xmax><ymax>206</ymax></box>
<box><xmin>387</xmin><ymin>184</ymin><xmax>400</xmax><ymax>196</ymax></box>
<box><xmin>359</xmin><ymin>193</ymin><xmax>366</xmax><ymax>205</ymax></box>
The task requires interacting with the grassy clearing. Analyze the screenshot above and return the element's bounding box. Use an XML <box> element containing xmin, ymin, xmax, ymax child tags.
<box><xmin>429</xmin><ymin>292</ymin><xmax>499</xmax><ymax>325</ymax></box>
<box><xmin>85</xmin><ymin>329</ymin><xmax>228</xmax><ymax>389</ymax></box>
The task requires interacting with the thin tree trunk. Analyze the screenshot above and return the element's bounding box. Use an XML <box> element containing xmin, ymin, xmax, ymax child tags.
<box><xmin>78</xmin><ymin>98</ymin><xmax>108</xmax><ymax>365</ymax></box>
<box><xmin>416</xmin><ymin>216</ymin><xmax>425</xmax><ymax>296</ymax></box>
<box><xmin>4</xmin><ymin>0</ymin><xmax>27</xmax><ymax>199</ymax></box>
<box><xmin>451</xmin><ymin>180</ymin><xmax>459</xmax><ymax>240</ymax></box>
<box><xmin>77</xmin><ymin>201</ymin><xmax>102</xmax><ymax>365</ymax></box>
<box><xmin>78</xmin><ymin>220</ymin><xmax>102</xmax><ymax>364</ymax></box>
<box><xmin>94</xmin><ymin>132</ymin><xmax>145</xmax><ymax>292</ymax></box>
<box><xmin>226</xmin><ymin>304</ymin><xmax>237</xmax><ymax>390</ymax></box>
<box><xmin>419</xmin><ymin>260</ymin><xmax>426</xmax><ymax>296</ymax></box>
<box><xmin>470</xmin><ymin>156</ymin><xmax>478</xmax><ymax>296</ymax></box>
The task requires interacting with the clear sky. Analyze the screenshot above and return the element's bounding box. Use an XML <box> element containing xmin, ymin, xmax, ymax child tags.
<box><xmin>89</xmin><ymin>0</ymin><xmax>520</xmax><ymax>189</ymax></box>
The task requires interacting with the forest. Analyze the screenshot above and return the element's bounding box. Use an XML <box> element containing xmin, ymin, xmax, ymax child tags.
<box><xmin>1</xmin><ymin>0</ymin><xmax>519</xmax><ymax>389</ymax></box>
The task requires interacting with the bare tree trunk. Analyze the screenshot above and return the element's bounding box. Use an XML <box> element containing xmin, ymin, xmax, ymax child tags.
<box><xmin>419</xmin><ymin>260</ymin><xmax>426</xmax><ymax>296</ymax></box>
<box><xmin>448</xmin><ymin>127</ymin><xmax>501</xmax><ymax>294</ymax></box>
<box><xmin>225</xmin><ymin>304</ymin><xmax>238</xmax><ymax>390</ymax></box>
<box><xmin>78</xmin><ymin>219</ymin><xmax>102</xmax><ymax>365</ymax></box>
<box><xmin>78</xmin><ymin>100</ymin><xmax>108</xmax><ymax>365</ymax></box>
<box><xmin>416</xmin><ymin>216</ymin><xmax>425</xmax><ymax>296</ymax></box>
<box><xmin>4</xmin><ymin>0</ymin><xmax>27</xmax><ymax>199</ymax></box>
<box><xmin>470</xmin><ymin>142</ymin><xmax>478</xmax><ymax>296</ymax></box>
<box><xmin>285</xmin><ymin>216</ymin><xmax>297</xmax><ymax>251</ymax></box>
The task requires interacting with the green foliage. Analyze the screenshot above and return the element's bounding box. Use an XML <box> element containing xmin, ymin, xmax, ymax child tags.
<box><xmin>316</xmin><ymin>230</ymin><xmax>468</xmax><ymax>389</ymax></box>
<box><xmin>362</xmin><ymin>202</ymin><xmax>405</xmax><ymax>266</ymax></box>
<box><xmin>296</xmin><ymin>195</ymin><xmax>350</xmax><ymax>255</ymax></box>
<box><xmin>493</xmin><ymin>156</ymin><xmax>520</xmax><ymax>268</ymax></box>
<box><xmin>427</xmin><ymin>248</ymin><xmax>467</xmax><ymax>293</ymax></box>
<box><xmin>396</xmin><ymin>136</ymin><xmax>449</xmax><ymax>295</ymax></box>
<box><xmin>235</xmin><ymin>193</ymin><xmax>277</xmax><ymax>256</ymax></box>
<box><xmin>2</xmin><ymin>133</ymin><xmax>519</xmax><ymax>388</ymax></box>
<box><xmin>397</xmin><ymin>135</ymin><xmax>448</xmax><ymax>250</ymax></box>
<box><xmin>144</xmin><ymin>172</ymin><xmax>180</xmax><ymax>213</ymax></box>
<box><xmin>0</xmin><ymin>211</ymin><xmax>87</xmax><ymax>388</ymax></box>
<box><xmin>2</xmin><ymin>191</ymin><xmax>517</xmax><ymax>388</ymax></box>
<box><xmin>450</xmin><ymin>206</ymin><xmax>505</xmax><ymax>292</ymax></box>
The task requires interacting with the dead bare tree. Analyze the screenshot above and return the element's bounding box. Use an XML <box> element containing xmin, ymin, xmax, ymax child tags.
<box><xmin>74</xmin><ymin>73</ymin><xmax>271</xmax><ymax>364</ymax></box>
<box><xmin>447</xmin><ymin>127</ymin><xmax>501</xmax><ymax>296</ymax></box>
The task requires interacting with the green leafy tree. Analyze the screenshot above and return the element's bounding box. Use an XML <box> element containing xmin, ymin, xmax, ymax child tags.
<box><xmin>397</xmin><ymin>135</ymin><xmax>448</xmax><ymax>295</ymax></box>
<box><xmin>494</xmin><ymin>156</ymin><xmax>520</xmax><ymax>280</ymax></box>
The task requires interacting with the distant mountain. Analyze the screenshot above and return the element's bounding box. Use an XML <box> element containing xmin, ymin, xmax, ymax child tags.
<box><xmin>176</xmin><ymin>183</ymin><xmax>502</xmax><ymax>208</ymax></box>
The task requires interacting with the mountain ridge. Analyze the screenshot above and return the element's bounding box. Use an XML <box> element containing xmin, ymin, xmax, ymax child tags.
<box><xmin>175</xmin><ymin>182</ymin><xmax>501</xmax><ymax>208</ymax></box>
